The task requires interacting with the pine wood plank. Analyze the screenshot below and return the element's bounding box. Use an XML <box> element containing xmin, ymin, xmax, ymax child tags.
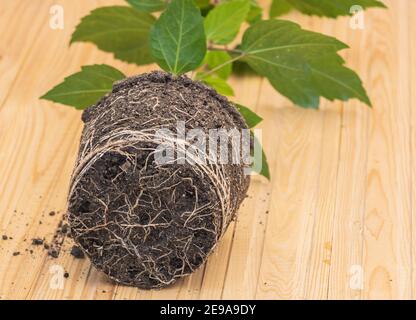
<box><xmin>410</xmin><ymin>0</ymin><xmax>416</xmax><ymax>301</ymax></box>
<box><xmin>0</xmin><ymin>0</ymin><xmax>414</xmax><ymax>300</ymax></box>
<box><xmin>360</xmin><ymin>0</ymin><xmax>412</xmax><ymax>299</ymax></box>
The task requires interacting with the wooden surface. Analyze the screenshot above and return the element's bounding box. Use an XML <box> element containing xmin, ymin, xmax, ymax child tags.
<box><xmin>0</xmin><ymin>0</ymin><xmax>414</xmax><ymax>300</ymax></box>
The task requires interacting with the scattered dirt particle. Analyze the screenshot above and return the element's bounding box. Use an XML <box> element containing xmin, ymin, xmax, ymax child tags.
<box><xmin>2</xmin><ymin>235</ymin><xmax>7</xmax><ymax>240</ymax></box>
<box><xmin>49</xmin><ymin>211</ymin><xmax>56</xmax><ymax>216</ymax></box>
<box><xmin>31</xmin><ymin>238</ymin><xmax>44</xmax><ymax>246</ymax></box>
<box><xmin>13</xmin><ymin>252</ymin><xmax>20</xmax><ymax>256</ymax></box>
<box><xmin>70</xmin><ymin>245</ymin><xmax>85</xmax><ymax>259</ymax></box>
<box><xmin>64</xmin><ymin>272</ymin><xmax>69</xmax><ymax>278</ymax></box>
<box><xmin>43</xmin><ymin>218</ymin><xmax>69</xmax><ymax>259</ymax></box>
<box><xmin>48</xmin><ymin>249</ymin><xmax>59</xmax><ymax>258</ymax></box>
<box><xmin>61</xmin><ymin>223</ymin><xmax>69</xmax><ymax>234</ymax></box>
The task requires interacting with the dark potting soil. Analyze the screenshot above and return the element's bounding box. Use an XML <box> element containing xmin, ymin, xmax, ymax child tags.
<box><xmin>67</xmin><ymin>71</ymin><xmax>250</xmax><ymax>289</ymax></box>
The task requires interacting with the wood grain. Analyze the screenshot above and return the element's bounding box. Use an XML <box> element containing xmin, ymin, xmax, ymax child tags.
<box><xmin>0</xmin><ymin>0</ymin><xmax>414</xmax><ymax>300</ymax></box>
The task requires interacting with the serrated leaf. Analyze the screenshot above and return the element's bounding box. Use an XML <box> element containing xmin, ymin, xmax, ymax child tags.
<box><xmin>240</xmin><ymin>20</ymin><xmax>371</xmax><ymax>108</ymax></box>
<box><xmin>204</xmin><ymin>0</ymin><xmax>251</xmax><ymax>45</ymax></box>
<box><xmin>235</xmin><ymin>104</ymin><xmax>262</xmax><ymax>128</ymax></box>
<box><xmin>40</xmin><ymin>65</ymin><xmax>125</xmax><ymax>110</ymax></box>
<box><xmin>126</xmin><ymin>0</ymin><xmax>166</xmax><ymax>12</ymax></box>
<box><xmin>204</xmin><ymin>51</ymin><xmax>232</xmax><ymax>79</ymax></box>
<box><xmin>71</xmin><ymin>6</ymin><xmax>155</xmax><ymax>65</ymax></box>
<box><xmin>286</xmin><ymin>0</ymin><xmax>386</xmax><ymax>18</ymax></box>
<box><xmin>150</xmin><ymin>0</ymin><xmax>206</xmax><ymax>75</ymax></box>
<box><xmin>270</xmin><ymin>0</ymin><xmax>292</xmax><ymax>18</ymax></box>
<box><xmin>195</xmin><ymin>0</ymin><xmax>214</xmax><ymax>17</ymax></box>
<box><xmin>198</xmin><ymin>74</ymin><xmax>234</xmax><ymax>96</ymax></box>
<box><xmin>247</xmin><ymin>0</ymin><xmax>263</xmax><ymax>24</ymax></box>
<box><xmin>252</xmin><ymin>134</ymin><xmax>270</xmax><ymax>180</ymax></box>
<box><xmin>232</xmin><ymin>60</ymin><xmax>258</xmax><ymax>76</ymax></box>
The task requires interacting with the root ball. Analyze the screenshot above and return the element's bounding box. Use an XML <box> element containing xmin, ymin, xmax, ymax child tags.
<box><xmin>68</xmin><ymin>71</ymin><xmax>250</xmax><ymax>289</ymax></box>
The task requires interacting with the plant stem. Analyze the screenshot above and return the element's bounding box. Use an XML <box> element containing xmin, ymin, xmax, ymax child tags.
<box><xmin>207</xmin><ymin>45</ymin><xmax>243</xmax><ymax>55</ymax></box>
<box><xmin>197</xmin><ymin>54</ymin><xmax>245</xmax><ymax>78</ymax></box>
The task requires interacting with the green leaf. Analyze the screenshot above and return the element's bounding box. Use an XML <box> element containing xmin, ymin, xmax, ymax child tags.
<box><xmin>198</xmin><ymin>74</ymin><xmax>234</xmax><ymax>96</ymax></box>
<box><xmin>286</xmin><ymin>0</ymin><xmax>386</xmax><ymax>18</ymax></box>
<box><xmin>195</xmin><ymin>0</ymin><xmax>214</xmax><ymax>17</ymax></box>
<box><xmin>270</xmin><ymin>0</ymin><xmax>292</xmax><ymax>18</ymax></box>
<box><xmin>150</xmin><ymin>0</ymin><xmax>206</xmax><ymax>75</ymax></box>
<box><xmin>194</xmin><ymin>0</ymin><xmax>210</xmax><ymax>8</ymax></box>
<box><xmin>204</xmin><ymin>51</ymin><xmax>232</xmax><ymax>79</ymax></box>
<box><xmin>126</xmin><ymin>0</ymin><xmax>166</xmax><ymax>12</ymax></box>
<box><xmin>252</xmin><ymin>134</ymin><xmax>270</xmax><ymax>180</ymax></box>
<box><xmin>40</xmin><ymin>65</ymin><xmax>125</xmax><ymax>110</ymax></box>
<box><xmin>204</xmin><ymin>0</ymin><xmax>251</xmax><ymax>45</ymax></box>
<box><xmin>247</xmin><ymin>0</ymin><xmax>263</xmax><ymax>24</ymax></box>
<box><xmin>232</xmin><ymin>60</ymin><xmax>258</xmax><ymax>76</ymax></box>
<box><xmin>235</xmin><ymin>104</ymin><xmax>262</xmax><ymax>128</ymax></box>
<box><xmin>240</xmin><ymin>20</ymin><xmax>371</xmax><ymax>108</ymax></box>
<box><xmin>200</xmin><ymin>5</ymin><xmax>215</xmax><ymax>17</ymax></box>
<box><xmin>71</xmin><ymin>6</ymin><xmax>155</xmax><ymax>65</ymax></box>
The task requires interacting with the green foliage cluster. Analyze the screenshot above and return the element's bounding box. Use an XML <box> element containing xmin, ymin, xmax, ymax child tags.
<box><xmin>41</xmin><ymin>0</ymin><xmax>386</xmax><ymax>178</ymax></box>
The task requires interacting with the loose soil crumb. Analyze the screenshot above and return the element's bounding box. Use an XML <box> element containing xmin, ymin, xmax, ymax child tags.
<box><xmin>49</xmin><ymin>211</ymin><xmax>56</xmax><ymax>216</ymax></box>
<box><xmin>2</xmin><ymin>235</ymin><xmax>7</xmax><ymax>240</ymax></box>
<box><xmin>70</xmin><ymin>245</ymin><xmax>85</xmax><ymax>259</ymax></box>
<box><xmin>48</xmin><ymin>249</ymin><xmax>59</xmax><ymax>258</ymax></box>
<box><xmin>64</xmin><ymin>272</ymin><xmax>69</xmax><ymax>278</ymax></box>
<box><xmin>46</xmin><ymin>219</ymin><xmax>68</xmax><ymax>259</ymax></box>
<box><xmin>68</xmin><ymin>71</ymin><xmax>250</xmax><ymax>289</ymax></box>
<box><xmin>13</xmin><ymin>252</ymin><xmax>20</xmax><ymax>256</ymax></box>
<box><xmin>31</xmin><ymin>238</ymin><xmax>44</xmax><ymax>246</ymax></box>
<box><xmin>61</xmin><ymin>223</ymin><xmax>69</xmax><ymax>235</ymax></box>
